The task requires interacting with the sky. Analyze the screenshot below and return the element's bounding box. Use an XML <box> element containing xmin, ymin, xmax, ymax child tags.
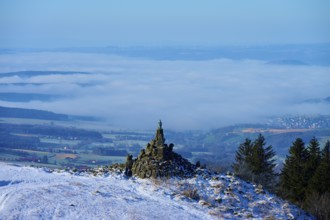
<box><xmin>0</xmin><ymin>0</ymin><xmax>330</xmax><ymax>47</ymax></box>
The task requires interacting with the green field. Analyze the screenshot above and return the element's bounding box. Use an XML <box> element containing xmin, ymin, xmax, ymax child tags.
<box><xmin>2</xmin><ymin>115</ymin><xmax>330</xmax><ymax>170</ymax></box>
<box><xmin>0</xmin><ymin>118</ymin><xmax>142</xmax><ymax>168</ymax></box>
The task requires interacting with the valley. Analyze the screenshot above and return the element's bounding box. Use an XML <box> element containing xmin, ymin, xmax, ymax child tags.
<box><xmin>1</xmin><ymin>106</ymin><xmax>329</xmax><ymax>171</ymax></box>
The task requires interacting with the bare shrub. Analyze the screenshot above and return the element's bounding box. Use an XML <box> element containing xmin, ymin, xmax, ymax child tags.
<box><xmin>150</xmin><ymin>177</ymin><xmax>170</xmax><ymax>192</ymax></box>
<box><xmin>150</xmin><ymin>177</ymin><xmax>163</xmax><ymax>187</ymax></box>
<box><xmin>207</xmin><ymin>164</ymin><xmax>227</xmax><ymax>173</ymax></box>
<box><xmin>305</xmin><ymin>191</ymin><xmax>330</xmax><ymax>220</ymax></box>
<box><xmin>182</xmin><ymin>188</ymin><xmax>200</xmax><ymax>201</ymax></box>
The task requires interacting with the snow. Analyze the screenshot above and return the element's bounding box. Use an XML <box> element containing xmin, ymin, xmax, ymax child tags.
<box><xmin>0</xmin><ymin>162</ymin><xmax>313</xmax><ymax>220</ymax></box>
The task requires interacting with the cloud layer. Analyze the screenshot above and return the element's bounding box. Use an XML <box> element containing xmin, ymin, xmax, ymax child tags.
<box><xmin>0</xmin><ymin>52</ymin><xmax>329</xmax><ymax>130</ymax></box>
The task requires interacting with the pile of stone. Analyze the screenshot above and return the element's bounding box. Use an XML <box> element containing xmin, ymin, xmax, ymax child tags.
<box><xmin>124</xmin><ymin>121</ymin><xmax>198</xmax><ymax>178</ymax></box>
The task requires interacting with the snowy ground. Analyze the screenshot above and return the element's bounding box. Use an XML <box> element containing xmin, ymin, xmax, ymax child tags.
<box><xmin>0</xmin><ymin>162</ymin><xmax>313</xmax><ymax>220</ymax></box>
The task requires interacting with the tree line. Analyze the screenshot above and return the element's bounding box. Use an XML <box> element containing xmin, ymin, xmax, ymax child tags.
<box><xmin>232</xmin><ymin>134</ymin><xmax>330</xmax><ymax>220</ymax></box>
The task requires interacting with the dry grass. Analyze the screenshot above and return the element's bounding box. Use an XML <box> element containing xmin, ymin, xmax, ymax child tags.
<box><xmin>182</xmin><ymin>188</ymin><xmax>200</xmax><ymax>201</ymax></box>
<box><xmin>55</xmin><ymin>154</ymin><xmax>78</xmax><ymax>159</ymax></box>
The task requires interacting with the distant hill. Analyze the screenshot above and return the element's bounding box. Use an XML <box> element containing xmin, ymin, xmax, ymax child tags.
<box><xmin>268</xmin><ymin>114</ymin><xmax>330</xmax><ymax>129</ymax></box>
<box><xmin>174</xmin><ymin>115</ymin><xmax>330</xmax><ymax>168</ymax></box>
<box><xmin>0</xmin><ymin>92</ymin><xmax>62</xmax><ymax>102</ymax></box>
<box><xmin>0</xmin><ymin>106</ymin><xmax>68</xmax><ymax>120</ymax></box>
<box><xmin>0</xmin><ymin>106</ymin><xmax>97</xmax><ymax>121</ymax></box>
<box><xmin>302</xmin><ymin>97</ymin><xmax>330</xmax><ymax>104</ymax></box>
<box><xmin>0</xmin><ymin>70</ymin><xmax>90</xmax><ymax>78</ymax></box>
<box><xmin>202</xmin><ymin>125</ymin><xmax>330</xmax><ymax>159</ymax></box>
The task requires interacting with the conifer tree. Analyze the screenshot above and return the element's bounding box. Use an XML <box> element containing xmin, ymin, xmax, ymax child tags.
<box><xmin>280</xmin><ymin>138</ymin><xmax>309</xmax><ymax>203</ymax></box>
<box><xmin>233</xmin><ymin>134</ymin><xmax>276</xmax><ymax>188</ymax></box>
<box><xmin>250</xmin><ymin>134</ymin><xmax>276</xmax><ymax>187</ymax></box>
<box><xmin>305</xmin><ymin>137</ymin><xmax>321</xmax><ymax>188</ymax></box>
<box><xmin>304</xmin><ymin>140</ymin><xmax>330</xmax><ymax>219</ymax></box>
<box><xmin>232</xmin><ymin>138</ymin><xmax>253</xmax><ymax>180</ymax></box>
<box><xmin>308</xmin><ymin>140</ymin><xmax>330</xmax><ymax>195</ymax></box>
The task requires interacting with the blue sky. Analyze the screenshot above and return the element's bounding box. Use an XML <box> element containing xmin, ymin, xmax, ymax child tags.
<box><xmin>1</xmin><ymin>0</ymin><xmax>329</xmax><ymax>48</ymax></box>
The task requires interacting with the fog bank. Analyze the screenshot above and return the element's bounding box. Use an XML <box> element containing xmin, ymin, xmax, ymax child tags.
<box><xmin>0</xmin><ymin>52</ymin><xmax>329</xmax><ymax>130</ymax></box>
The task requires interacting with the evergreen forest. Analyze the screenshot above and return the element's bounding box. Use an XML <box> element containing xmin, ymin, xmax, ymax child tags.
<box><xmin>233</xmin><ymin>135</ymin><xmax>330</xmax><ymax>220</ymax></box>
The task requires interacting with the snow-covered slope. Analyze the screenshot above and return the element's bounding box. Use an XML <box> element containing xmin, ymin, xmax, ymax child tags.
<box><xmin>0</xmin><ymin>163</ymin><xmax>312</xmax><ymax>220</ymax></box>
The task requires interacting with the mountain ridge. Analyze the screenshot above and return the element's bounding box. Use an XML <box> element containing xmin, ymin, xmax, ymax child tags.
<box><xmin>0</xmin><ymin>106</ymin><xmax>98</xmax><ymax>121</ymax></box>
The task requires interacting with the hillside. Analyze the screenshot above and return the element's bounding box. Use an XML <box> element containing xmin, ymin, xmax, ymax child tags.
<box><xmin>0</xmin><ymin>106</ymin><xmax>97</xmax><ymax>121</ymax></box>
<box><xmin>0</xmin><ymin>106</ymin><xmax>69</xmax><ymax>120</ymax></box>
<box><xmin>0</xmin><ymin>163</ymin><xmax>312</xmax><ymax>219</ymax></box>
<box><xmin>192</xmin><ymin>115</ymin><xmax>330</xmax><ymax>167</ymax></box>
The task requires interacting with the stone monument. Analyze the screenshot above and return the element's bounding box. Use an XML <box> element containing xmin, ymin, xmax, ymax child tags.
<box><xmin>124</xmin><ymin>121</ymin><xmax>196</xmax><ymax>178</ymax></box>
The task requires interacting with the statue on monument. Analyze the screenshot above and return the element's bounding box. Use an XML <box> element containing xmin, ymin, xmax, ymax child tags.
<box><xmin>158</xmin><ymin>120</ymin><xmax>162</xmax><ymax>129</ymax></box>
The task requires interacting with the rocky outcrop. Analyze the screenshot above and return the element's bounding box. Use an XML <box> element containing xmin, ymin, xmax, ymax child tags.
<box><xmin>125</xmin><ymin>121</ymin><xmax>197</xmax><ymax>178</ymax></box>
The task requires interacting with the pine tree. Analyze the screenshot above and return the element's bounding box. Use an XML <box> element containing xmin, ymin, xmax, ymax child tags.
<box><xmin>41</xmin><ymin>155</ymin><xmax>48</xmax><ymax>164</ymax></box>
<box><xmin>232</xmin><ymin>138</ymin><xmax>253</xmax><ymax>180</ymax></box>
<box><xmin>250</xmin><ymin>134</ymin><xmax>276</xmax><ymax>187</ymax></box>
<box><xmin>306</xmin><ymin>137</ymin><xmax>321</xmax><ymax>179</ymax></box>
<box><xmin>280</xmin><ymin>138</ymin><xmax>309</xmax><ymax>203</ymax></box>
<box><xmin>308</xmin><ymin>140</ymin><xmax>330</xmax><ymax>195</ymax></box>
<box><xmin>305</xmin><ymin>137</ymin><xmax>321</xmax><ymax>195</ymax></box>
<box><xmin>233</xmin><ymin>135</ymin><xmax>276</xmax><ymax>188</ymax></box>
<box><xmin>305</xmin><ymin>141</ymin><xmax>330</xmax><ymax>219</ymax></box>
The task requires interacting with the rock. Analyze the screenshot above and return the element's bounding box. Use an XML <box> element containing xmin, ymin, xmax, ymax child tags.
<box><xmin>215</xmin><ymin>198</ymin><xmax>222</xmax><ymax>203</ymax></box>
<box><xmin>199</xmin><ymin>200</ymin><xmax>211</xmax><ymax>207</ymax></box>
<box><xmin>126</xmin><ymin>121</ymin><xmax>196</xmax><ymax>178</ymax></box>
<box><xmin>124</xmin><ymin>154</ymin><xmax>134</xmax><ymax>177</ymax></box>
<box><xmin>255</xmin><ymin>184</ymin><xmax>265</xmax><ymax>194</ymax></box>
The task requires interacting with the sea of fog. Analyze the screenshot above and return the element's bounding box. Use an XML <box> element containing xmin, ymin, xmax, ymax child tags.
<box><xmin>0</xmin><ymin>47</ymin><xmax>329</xmax><ymax>130</ymax></box>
